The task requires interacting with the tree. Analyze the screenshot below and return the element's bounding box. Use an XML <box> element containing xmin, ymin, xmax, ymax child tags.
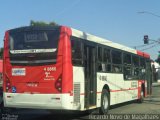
<box><xmin>0</xmin><ymin>48</ymin><xmax>3</xmax><ymax>59</ymax></box>
<box><xmin>30</xmin><ymin>20</ymin><xmax>58</xmax><ymax>26</ymax></box>
<box><xmin>155</xmin><ymin>52</ymin><xmax>160</xmax><ymax>64</ymax></box>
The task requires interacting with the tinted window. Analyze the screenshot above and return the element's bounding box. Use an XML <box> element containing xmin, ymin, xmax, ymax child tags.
<box><xmin>140</xmin><ymin>58</ymin><xmax>145</xmax><ymax>67</ymax></box>
<box><xmin>9</xmin><ymin>27</ymin><xmax>60</xmax><ymax>66</ymax></box>
<box><xmin>132</xmin><ymin>56</ymin><xmax>139</xmax><ymax>66</ymax></box>
<box><xmin>103</xmin><ymin>48</ymin><xmax>111</xmax><ymax>63</ymax></box>
<box><xmin>111</xmin><ymin>50</ymin><xmax>122</xmax><ymax>73</ymax></box>
<box><xmin>9</xmin><ymin>30</ymin><xmax>59</xmax><ymax>50</ymax></box>
<box><xmin>98</xmin><ymin>47</ymin><xmax>102</xmax><ymax>62</ymax></box>
<box><xmin>123</xmin><ymin>53</ymin><xmax>132</xmax><ymax>79</ymax></box>
<box><xmin>124</xmin><ymin>53</ymin><xmax>131</xmax><ymax>64</ymax></box>
<box><xmin>71</xmin><ymin>37</ymin><xmax>82</xmax><ymax>65</ymax></box>
<box><xmin>112</xmin><ymin>50</ymin><xmax>122</xmax><ymax>64</ymax></box>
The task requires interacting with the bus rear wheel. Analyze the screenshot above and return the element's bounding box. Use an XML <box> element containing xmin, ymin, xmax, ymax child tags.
<box><xmin>99</xmin><ymin>89</ymin><xmax>110</xmax><ymax>114</ymax></box>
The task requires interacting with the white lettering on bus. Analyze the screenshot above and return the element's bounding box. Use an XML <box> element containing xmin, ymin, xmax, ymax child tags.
<box><xmin>44</xmin><ymin>67</ymin><xmax>56</xmax><ymax>71</ymax></box>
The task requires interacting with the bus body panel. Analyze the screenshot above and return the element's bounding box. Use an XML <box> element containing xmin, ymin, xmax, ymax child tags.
<box><xmin>3</xmin><ymin>28</ymin><xmax>63</xmax><ymax>94</ymax></box>
<box><xmin>4</xmin><ymin>63</ymin><xmax>62</xmax><ymax>93</ymax></box>
<box><xmin>3</xmin><ymin>26</ymin><xmax>74</xmax><ymax>109</ymax></box>
<box><xmin>96</xmin><ymin>73</ymin><xmax>143</xmax><ymax>106</ymax></box>
<box><xmin>73</xmin><ymin>66</ymin><xmax>85</xmax><ymax>110</ymax></box>
<box><xmin>124</xmin><ymin>80</ymin><xmax>138</xmax><ymax>101</ymax></box>
<box><xmin>4</xmin><ymin>93</ymin><xmax>74</xmax><ymax>110</ymax></box>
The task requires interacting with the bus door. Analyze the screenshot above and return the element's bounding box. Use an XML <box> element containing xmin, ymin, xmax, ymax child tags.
<box><xmin>84</xmin><ymin>45</ymin><xmax>96</xmax><ymax>108</ymax></box>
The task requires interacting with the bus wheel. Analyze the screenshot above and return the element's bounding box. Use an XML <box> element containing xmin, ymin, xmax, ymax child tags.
<box><xmin>137</xmin><ymin>88</ymin><xmax>144</xmax><ymax>103</ymax></box>
<box><xmin>99</xmin><ymin>89</ymin><xmax>110</xmax><ymax>114</ymax></box>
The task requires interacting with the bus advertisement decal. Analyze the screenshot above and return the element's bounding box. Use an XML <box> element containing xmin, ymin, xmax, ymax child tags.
<box><xmin>12</xmin><ymin>68</ymin><xmax>26</xmax><ymax>76</ymax></box>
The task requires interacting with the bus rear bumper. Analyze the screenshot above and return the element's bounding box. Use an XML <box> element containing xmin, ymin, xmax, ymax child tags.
<box><xmin>3</xmin><ymin>93</ymin><xmax>74</xmax><ymax>110</ymax></box>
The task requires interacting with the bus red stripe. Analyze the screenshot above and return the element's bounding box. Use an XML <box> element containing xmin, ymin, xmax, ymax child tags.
<box><xmin>78</xmin><ymin>88</ymin><xmax>138</xmax><ymax>96</ymax></box>
<box><xmin>110</xmin><ymin>88</ymin><xmax>138</xmax><ymax>92</ymax></box>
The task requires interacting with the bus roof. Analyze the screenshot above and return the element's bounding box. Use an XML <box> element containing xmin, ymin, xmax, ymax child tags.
<box><xmin>71</xmin><ymin>27</ymin><xmax>150</xmax><ymax>59</ymax></box>
<box><xmin>6</xmin><ymin>26</ymin><xmax>150</xmax><ymax>59</ymax></box>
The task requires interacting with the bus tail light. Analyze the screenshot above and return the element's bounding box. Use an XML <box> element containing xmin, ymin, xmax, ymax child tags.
<box><xmin>6</xmin><ymin>80</ymin><xmax>11</xmax><ymax>92</ymax></box>
<box><xmin>55</xmin><ymin>76</ymin><xmax>62</xmax><ymax>92</ymax></box>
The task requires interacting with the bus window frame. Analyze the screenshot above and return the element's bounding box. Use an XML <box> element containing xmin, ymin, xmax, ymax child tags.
<box><xmin>71</xmin><ymin>36</ymin><xmax>83</xmax><ymax>66</ymax></box>
<box><xmin>111</xmin><ymin>50</ymin><xmax>123</xmax><ymax>73</ymax></box>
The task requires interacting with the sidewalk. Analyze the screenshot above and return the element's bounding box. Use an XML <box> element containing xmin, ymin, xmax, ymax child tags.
<box><xmin>152</xmin><ymin>82</ymin><xmax>160</xmax><ymax>87</ymax></box>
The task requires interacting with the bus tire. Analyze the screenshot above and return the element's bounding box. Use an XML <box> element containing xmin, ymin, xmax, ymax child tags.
<box><xmin>99</xmin><ymin>89</ymin><xmax>110</xmax><ymax>114</ymax></box>
<box><xmin>137</xmin><ymin>88</ymin><xmax>144</xmax><ymax>103</ymax></box>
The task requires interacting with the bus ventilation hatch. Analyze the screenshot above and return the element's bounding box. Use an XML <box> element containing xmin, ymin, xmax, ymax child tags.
<box><xmin>74</xmin><ymin>83</ymin><xmax>80</xmax><ymax>103</ymax></box>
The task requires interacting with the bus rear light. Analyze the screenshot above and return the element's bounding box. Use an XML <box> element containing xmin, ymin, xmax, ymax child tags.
<box><xmin>56</xmin><ymin>82</ymin><xmax>61</xmax><ymax>87</ymax></box>
<box><xmin>58</xmin><ymin>87</ymin><xmax>61</xmax><ymax>91</ymax></box>
<box><xmin>55</xmin><ymin>76</ymin><xmax>62</xmax><ymax>92</ymax></box>
<box><xmin>7</xmin><ymin>82</ymin><xmax>10</xmax><ymax>86</ymax></box>
<box><xmin>58</xmin><ymin>78</ymin><xmax>62</xmax><ymax>82</ymax></box>
<box><xmin>6</xmin><ymin>80</ymin><xmax>11</xmax><ymax>92</ymax></box>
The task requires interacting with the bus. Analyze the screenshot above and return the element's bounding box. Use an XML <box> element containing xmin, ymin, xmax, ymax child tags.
<box><xmin>0</xmin><ymin>60</ymin><xmax>2</xmax><ymax>87</ymax></box>
<box><xmin>2</xmin><ymin>25</ymin><xmax>152</xmax><ymax>114</ymax></box>
<box><xmin>0</xmin><ymin>60</ymin><xmax>3</xmax><ymax>106</ymax></box>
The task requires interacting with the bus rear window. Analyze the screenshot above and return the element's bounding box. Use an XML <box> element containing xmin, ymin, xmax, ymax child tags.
<box><xmin>9</xmin><ymin>30</ymin><xmax>59</xmax><ymax>51</ymax></box>
<box><xmin>8</xmin><ymin>27</ymin><xmax>60</xmax><ymax>66</ymax></box>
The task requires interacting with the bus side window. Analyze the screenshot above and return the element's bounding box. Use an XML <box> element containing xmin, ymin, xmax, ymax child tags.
<box><xmin>98</xmin><ymin>47</ymin><xmax>111</xmax><ymax>72</ymax></box>
<box><xmin>98</xmin><ymin>47</ymin><xmax>102</xmax><ymax>62</ymax></box>
<box><xmin>123</xmin><ymin>53</ymin><xmax>132</xmax><ymax>79</ymax></box>
<box><xmin>132</xmin><ymin>56</ymin><xmax>140</xmax><ymax>79</ymax></box>
<box><xmin>97</xmin><ymin>46</ymin><xmax>103</xmax><ymax>71</ymax></box>
<box><xmin>112</xmin><ymin>50</ymin><xmax>122</xmax><ymax>73</ymax></box>
<box><xmin>71</xmin><ymin>37</ymin><xmax>82</xmax><ymax>66</ymax></box>
<box><xmin>139</xmin><ymin>58</ymin><xmax>146</xmax><ymax>79</ymax></box>
<box><xmin>103</xmin><ymin>48</ymin><xmax>111</xmax><ymax>72</ymax></box>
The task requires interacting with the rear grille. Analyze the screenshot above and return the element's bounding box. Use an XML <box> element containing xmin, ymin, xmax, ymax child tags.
<box><xmin>74</xmin><ymin>83</ymin><xmax>80</xmax><ymax>103</ymax></box>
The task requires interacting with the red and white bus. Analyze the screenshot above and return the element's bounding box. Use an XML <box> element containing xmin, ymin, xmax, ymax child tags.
<box><xmin>0</xmin><ymin>59</ymin><xmax>3</xmax><ymax>105</ymax></box>
<box><xmin>0</xmin><ymin>60</ymin><xmax>3</xmax><ymax>87</ymax></box>
<box><xmin>3</xmin><ymin>26</ymin><xmax>152</xmax><ymax>114</ymax></box>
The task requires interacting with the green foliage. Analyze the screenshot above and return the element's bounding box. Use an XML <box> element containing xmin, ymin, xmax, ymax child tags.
<box><xmin>30</xmin><ymin>20</ymin><xmax>58</xmax><ymax>26</ymax></box>
<box><xmin>0</xmin><ymin>48</ymin><xmax>3</xmax><ymax>59</ymax></box>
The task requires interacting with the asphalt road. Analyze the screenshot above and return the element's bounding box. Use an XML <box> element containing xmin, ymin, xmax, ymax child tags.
<box><xmin>108</xmin><ymin>86</ymin><xmax>160</xmax><ymax>114</ymax></box>
<box><xmin>0</xmin><ymin>86</ymin><xmax>160</xmax><ymax>120</ymax></box>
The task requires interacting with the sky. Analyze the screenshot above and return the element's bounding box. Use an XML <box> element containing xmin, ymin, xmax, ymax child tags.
<box><xmin>0</xmin><ymin>0</ymin><xmax>160</xmax><ymax>60</ymax></box>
